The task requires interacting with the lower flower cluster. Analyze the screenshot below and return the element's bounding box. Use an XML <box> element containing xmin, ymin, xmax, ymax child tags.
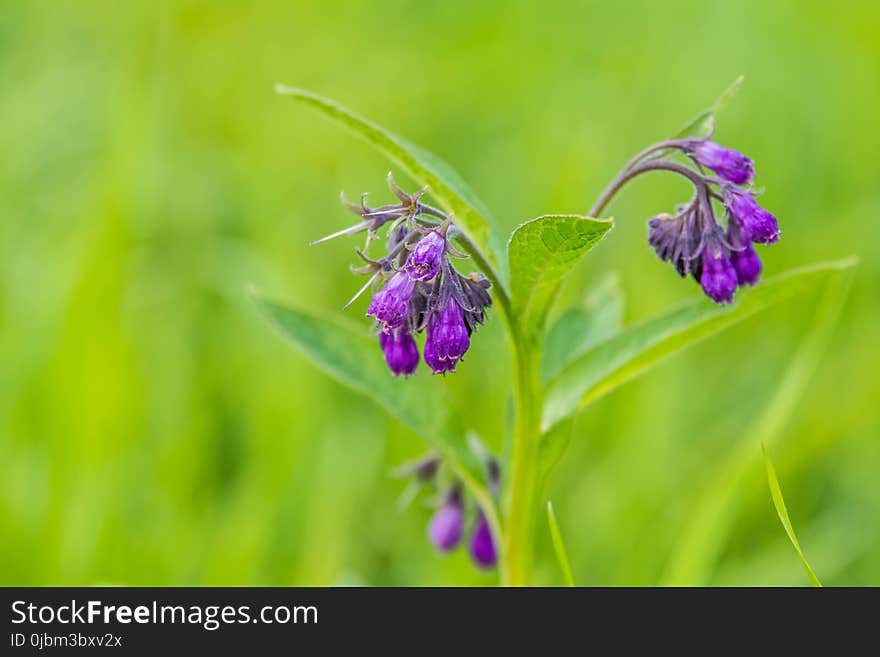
<box><xmin>398</xmin><ymin>452</ymin><xmax>500</xmax><ymax>570</ymax></box>
<box><xmin>312</xmin><ymin>175</ymin><xmax>492</xmax><ymax>376</ymax></box>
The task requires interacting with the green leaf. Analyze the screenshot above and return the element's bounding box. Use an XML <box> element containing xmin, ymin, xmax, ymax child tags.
<box><xmin>252</xmin><ymin>293</ymin><xmax>492</xmax><ymax>505</ymax></box>
<box><xmin>538</xmin><ymin>418</ymin><xmax>575</xmax><ymax>482</ymax></box>
<box><xmin>542</xmin><ymin>273</ymin><xmax>624</xmax><ymax>383</ymax></box>
<box><xmin>761</xmin><ymin>445</ymin><xmax>823</xmax><ymax>587</ymax></box>
<box><xmin>275</xmin><ymin>85</ymin><xmax>507</xmax><ymax>285</ymax></box>
<box><xmin>660</xmin><ymin>261</ymin><xmax>854</xmax><ymax>585</ymax></box>
<box><xmin>672</xmin><ymin>75</ymin><xmax>744</xmax><ymax>142</ymax></box>
<box><xmin>645</xmin><ymin>76</ymin><xmax>745</xmax><ymax>164</ymax></box>
<box><xmin>508</xmin><ymin>215</ymin><xmax>613</xmax><ymax>334</ymax></box>
<box><xmin>546</xmin><ymin>501</ymin><xmax>576</xmax><ymax>586</ymax></box>
<box><xmin>541</xmin><ymin>258</ymin><xmax>858</xmax><ymax>433</ymax></box>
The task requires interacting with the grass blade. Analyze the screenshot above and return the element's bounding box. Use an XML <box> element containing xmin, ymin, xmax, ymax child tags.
<box><xmin>762</xmin><ymin>444</ymin><xmax>823</xmax><ymax>587</ymax></box>
<box><xmin>661</xmin><ymin>260</ymin><xmax>855</xmax><ymax>584</ymax></box>
<box><xmin>546</xmin><ymin>501</ymin><xmax>576</xmax><ymax>586</ymax></box>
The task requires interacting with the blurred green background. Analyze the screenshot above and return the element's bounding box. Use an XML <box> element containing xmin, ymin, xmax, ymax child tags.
<box><xmin>2</xmin><ymin>0</ymin><xmax>878</xmax><ymax>586</ymax></box>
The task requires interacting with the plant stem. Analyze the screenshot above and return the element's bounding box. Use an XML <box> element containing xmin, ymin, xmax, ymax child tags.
<box><xmin>590</xmin><ymin>159</ymin><xmax>707</xmax><ymax>218</ymax></box>
<box><xmin>501</xmin><ymin>329</ymin><xmax>543</xmax><ymax>586</ymax></box>
<box><xmin>497</xmin><ymin>145</ymin><xmax>706</xmax><ymax>585</ymax></box>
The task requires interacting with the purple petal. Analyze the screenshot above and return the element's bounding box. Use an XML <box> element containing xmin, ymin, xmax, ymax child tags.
<box><xmin>690</xmin><ymin>140</ymin><xmax>755</xmax><ymax>185</ymax></box>
<box><xmin>405</xmin><ymin>231</ymin><xmax>445</xmax><ymax>282</ymax></box>
<box><xmin>729</xmin><ymin>242</ymin><xmax>762</xmax><ymax>287</ymax></box>
<box><xmin>428</xmin><ymin>502</ymin><xmax>464</xmax><ymax>552</ymax></box>
<box><xmin>699</xmin><ymin>246</ymin><xmax>738</xmax><ymax>304</ymax></box>
<box><xmin>469</xmin><ymin>511</ymin><xmax>497</xmax><ymax>569</ymax></box>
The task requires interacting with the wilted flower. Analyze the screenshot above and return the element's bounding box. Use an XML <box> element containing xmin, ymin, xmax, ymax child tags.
<box><xmin>648</xmin><ymin>211</ymin><xmax>702</xmax><ymax>277</ymax></box>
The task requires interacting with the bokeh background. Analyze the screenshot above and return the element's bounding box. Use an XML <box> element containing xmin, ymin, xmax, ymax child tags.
<box><xmin>2</xmin><ymin>0</ymin><xmax>878</xmax><ymax>586</ymax></box>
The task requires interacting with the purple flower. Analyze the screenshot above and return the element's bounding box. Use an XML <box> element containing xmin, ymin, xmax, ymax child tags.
<box><xmin>729</xmin><ymin>241</ymin><xmax>762</xmax><ymax>286</ymax></box>
<box><xmin>469</xmin><ymin>510</ymin><xmax>497</xmax><ymax>569</ymax></box>
<box><xmin>427</xmin><ymin>490</ymin><xmax>464</xmax><ymax>552</ymax></box>
<box><xmin>424</xmin><ymin>297</ymin><xmax>470</xmax><ymax>374</ymax></box>
<box><xmin>367</xmin><ymin>271</ymin><xmax>415</xmax><ymax>330</ymax></box>
<box><xmin>423</xmin><ymin>337</ymin><xmax>456</xmax><ymax>374</ymax></box>
<box><xmin>687</xmin><ymin>140</ymin><xmax>754</xmax><ymax>185</ymax></box>
<box><xmin>379</xmin><ymin>327</ymin><xmax>419</xmax><ymax>376</ymax></box>
<box><xmin>699</xmin><ymin>245</ymin><xmax>738</xmax><ymax>304</ymax></box>
<box><xmin>723</xmin><ymin>186</ymin><xmax>780</xmax><ymax>244</ymax></box>
<box><xmin>405</xmin><ymin>231</ymin><xmax>445</xmax><ymax>282</ymax></box>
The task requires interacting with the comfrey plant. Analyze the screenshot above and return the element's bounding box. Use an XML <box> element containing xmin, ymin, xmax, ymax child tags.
<box><xmin>258</xmin><ymin>79</ymin><xmax>855</xmax><ymax>585</ymax></box>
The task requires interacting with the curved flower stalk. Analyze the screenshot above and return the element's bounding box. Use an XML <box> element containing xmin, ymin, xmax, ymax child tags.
<box><xmin>313</xmin><ymin>174</ymin><xmax>492</xmax><ymax>376</ymax></box>
<box><xmin>592</xmin><ymin>137</ymin><xmax>781</xmax><ymax>304</ymax></box>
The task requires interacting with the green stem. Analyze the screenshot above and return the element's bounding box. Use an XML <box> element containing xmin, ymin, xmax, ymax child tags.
<box><xmin>501</xmin><ymin>329</ymin><xmax>542</xmax><ymax>586</ymax></box>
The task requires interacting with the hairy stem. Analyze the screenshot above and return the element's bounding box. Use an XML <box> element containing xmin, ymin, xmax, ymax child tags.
<box><xmin>589</xmin><ymin>154</ymin><xmax>704</xmax><ymax>218</ymax></box>
<box><xmin>501</xmin><ymin>329</ymin><xmax>543</xmax><ymax>586</ymax></box>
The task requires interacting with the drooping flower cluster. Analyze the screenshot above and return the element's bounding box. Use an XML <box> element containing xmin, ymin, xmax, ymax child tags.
<box><xmin>397</xmin><ymin>448</ymin><xmax>500</xmax><ymax>570</ymax></box>
<box><xmin>311</xmin><ymin>174</ymin><xmax>492</xmax><ymax>376</ymax></box>
<box><xmin>642</xmin><ymin>138</ymin><xmax>781</xmax><ymax>304</ymax></box>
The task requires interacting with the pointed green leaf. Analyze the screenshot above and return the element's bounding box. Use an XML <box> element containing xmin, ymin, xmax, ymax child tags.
<box><xmin>673</xmin><ymin>75</ymin><xmax>744</xmax><ymax>142</ymax></box>
<box><xmin>547</xmin><ymin>501</ymin><xmax>576</xmax><ymax>587</ymax></box>
<box><xmin>538</xmin><ymin>418</ymin><xmax>576</xmax><ymax>482</ymax></box>
<box><xmin>253</xmin><ymin>293</ymin><xmax>492</xmax><ymax>504</ymax></box>
<box><xmin>541</xmin><ymin>258</ymin><xmax>858</xmax><ymax>433</ymax></box>
<box><xmin>508</xmin><ymin>215</ymin><xmax>613</xmax><ymax>334</ymax></box>
<box><xmin>646</xmin><ymin>76</ymin><xmax>745</xmax><ymax>163</ymax></box>
<box><xmin>762</xmin><ymin>445</ymin><xmax>823</xmax><ymax>587</ymax></box>
<box><xmin>276</xmin><ymin>85</ymin><xmax>507</xmax><ymax>285</ymax></box>
<box><xmin>542</xmin><ymin>273</ymin><xmax>625</xmax><ymax>383</ymax></box>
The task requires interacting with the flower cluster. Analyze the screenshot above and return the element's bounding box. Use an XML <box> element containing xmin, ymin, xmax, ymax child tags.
<box><xmin>397</xmin><ymin>451</ymin><xmax>500</xmax><ymax>570</ymax></box>
<box><xmin>644</xmin><ymin>138</ymin><xmax>780</xmax><ymax>304</ymax></box>
<box><xmin>312</xmin><ymin>174</ymin><xmax>492</xmax><ymax>376</ymax></box>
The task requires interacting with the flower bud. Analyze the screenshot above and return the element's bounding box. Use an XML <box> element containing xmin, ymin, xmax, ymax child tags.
<box><xmin>367</xmin><ymin>271</ymin><xmax>415</xmax><ymax>330</ymax></box>
<box><xmin>699</xmin><ymin>245</ymin><xmax>738</xmax><ymax>304</ymax></box>
<box><xmin>723</xmin><ymin>186</ymin><xmax>780</xmax><ymax>244</ymax></box>
<box><xmin>687</xmin><ymin>140</ymin><xmax>754</xmax><ymax>185</ymax></box>
<box><xmin>379</xmin><ymin>327</ymin><xmax>419</xmax><ymax>376</ymax></box>
<box><xmin>424</xmin><ymin>297</ymin><xmax>469</xmax><ymax>374</ymax></box>
<box><xmin>469</xmin><ymin>510</ymin><xmax>497</xmax><ymax>569</ymax></box>
<box><xmin>428</xmin><ymin>489</ymin><xmax>464</xmax><ymax>552</ymax></box>
<box><xmin>729</xmin><ymin>241</ymin><xmax>762</xmax><ymax>287</ymax></box>
<box><xmin>405</xmin><ymin>231</ymin><xmax>445</xmax><ymax>282</ymax></box>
